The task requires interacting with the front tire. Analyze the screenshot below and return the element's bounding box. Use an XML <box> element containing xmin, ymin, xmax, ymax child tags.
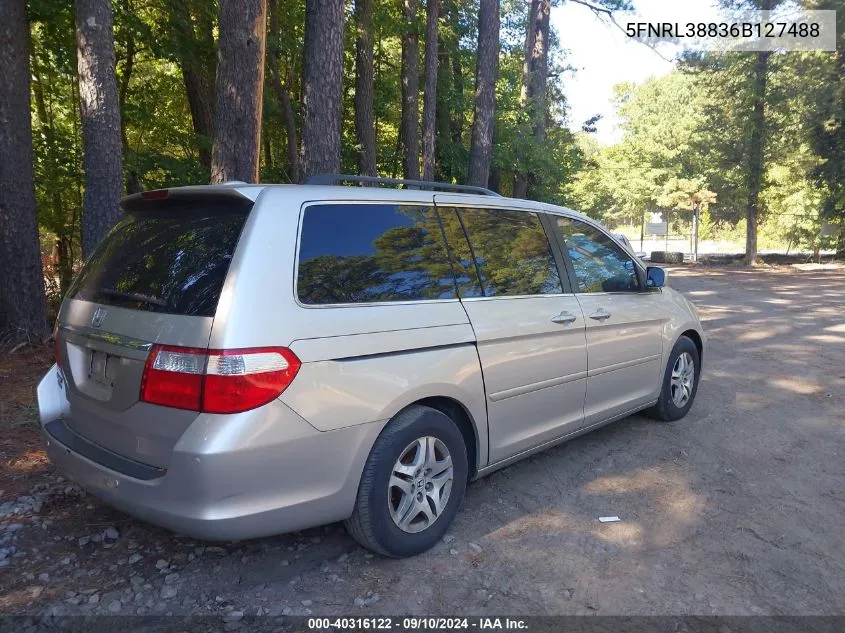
<box><xmin>648</xmin><ymin>335</ymin><xmax>701</xmax><ymax>422</ymax></box>
<box><xmin>345</xmin><ymin>405</ymin><xmax>468</xmax><ymax>557</ymax></box>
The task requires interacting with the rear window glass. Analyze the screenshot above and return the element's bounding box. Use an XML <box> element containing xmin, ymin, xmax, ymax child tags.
<box><xmin>69</xmin><ymin>203</ymin><xmax>249</xmax><ymax>317</ymax></box>
<box><xmin>297</xmin><ymin>203</ymin><xmax>456</xmax><ymax>304</ymax></box>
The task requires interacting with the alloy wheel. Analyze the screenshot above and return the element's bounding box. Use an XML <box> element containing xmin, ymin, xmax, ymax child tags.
<box><xmin>388</xmin><ymin>436</ymin><xmax>454</xmax><ymax>533</ymax></box>
<box><xmin>671</xmin><ymin>351</ymin><xmax>695</xmax><ymax>407</ymax></box>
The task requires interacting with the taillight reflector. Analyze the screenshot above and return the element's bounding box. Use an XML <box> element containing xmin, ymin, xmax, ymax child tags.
<box><xmin>140</xmin><ymin>345</ymin><xmax>300</xmax><ymax>414</ymax></box>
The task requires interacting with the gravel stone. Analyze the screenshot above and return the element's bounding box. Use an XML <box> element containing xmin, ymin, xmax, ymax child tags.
<box><xmin>224</xmin><ymin>610</ymin><xmax>244</xmax><ymax>622</ymax></box>
<box><xmin>354</xmin><ymin>594</ymin><xmax>380</xmax><ymax>607</ymax></box>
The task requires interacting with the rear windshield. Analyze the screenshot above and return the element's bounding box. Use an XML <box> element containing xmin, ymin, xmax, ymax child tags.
<box><xmin>69</xmin><ymin>202</ymin><xmax>250</xmax><ymax>317</ymax></box>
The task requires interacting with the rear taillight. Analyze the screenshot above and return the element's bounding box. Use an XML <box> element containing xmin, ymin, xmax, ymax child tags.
<box><xmin>140</xmin><ymin>345</ymin><xmax>300</xmax><ymax>414</ymax></box>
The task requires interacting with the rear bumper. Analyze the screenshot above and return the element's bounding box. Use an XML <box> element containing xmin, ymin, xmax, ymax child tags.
<box><xmin>38</xmin><ymin>366</ymin><xmax>382</xmax><ymax>541</ymax></box>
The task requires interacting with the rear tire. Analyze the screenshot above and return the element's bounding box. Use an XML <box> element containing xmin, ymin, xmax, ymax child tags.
<box><xmin>345</xmin><ymin>405</ymin><xmax>468</xmax><ymax>558</ymax></box>
<box><xmin>648</xmin><ymin>335</ymin><xmax>701</xmax><ymax>422</ymax></box>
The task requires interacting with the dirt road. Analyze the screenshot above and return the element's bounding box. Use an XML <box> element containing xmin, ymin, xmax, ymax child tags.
<box><xmin>2</xmin><ymin>265</ymin><xmax>844</xmax><ymax>617</ymax></box>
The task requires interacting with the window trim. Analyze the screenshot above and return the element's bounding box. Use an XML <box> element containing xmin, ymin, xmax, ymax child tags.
<box><xmin>548</xmin><ymin>212</ymin><xmax>648</xmax><ymax>295</ymax></box>
<box><xmin>293</xmin><ymin>200</ymin><xmax>462</xmax><ymax>309</ymax></box>
<box><xmin>436</xmin><ymin>203</ymin><xmax>573</xmax><ymax>298</ymax></box>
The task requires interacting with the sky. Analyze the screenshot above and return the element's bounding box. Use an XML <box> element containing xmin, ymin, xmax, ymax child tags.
<box><xmin>550</xmin><ymin>0</ymin><xmax>723</xmax><ymax>145</ymax></box>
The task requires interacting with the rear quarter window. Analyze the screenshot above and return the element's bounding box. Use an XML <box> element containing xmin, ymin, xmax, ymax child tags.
<box><xmin>296</xmin><ymin>203</ymin><xmax>457</xmax><ymax>305</ymax></box>
<box><xmin>68</xmin><ymin>202</ymin><xmax>250</xmax><ymax>317</ymax></box>
<box><xmin>455</xmin><ymin>208</ymin><xmax>563</xmax><ymax>297</ymax></box>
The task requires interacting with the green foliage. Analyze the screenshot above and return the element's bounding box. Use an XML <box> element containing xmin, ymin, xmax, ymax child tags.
<box><xmin>571</xmin><ymin>41</ymin><xmax>843</xmax><ymax>253</ymax></box>
<box><xmin>27</xmin><ymin>0</ymin><xmax>845</xmax><ymax>284</ymax></box>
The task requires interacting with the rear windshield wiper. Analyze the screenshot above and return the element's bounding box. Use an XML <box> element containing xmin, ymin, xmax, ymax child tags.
<box><xmin>98</xmin><ymin>288</ymin><xmax>168</xmax><ymax>307</ymax></box>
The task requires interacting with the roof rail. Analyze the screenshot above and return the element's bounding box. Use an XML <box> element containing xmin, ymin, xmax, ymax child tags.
<box><xmin>305</xmin><ymin>173</ymin><xmax>502</xmax><ymax>197</ymax></box>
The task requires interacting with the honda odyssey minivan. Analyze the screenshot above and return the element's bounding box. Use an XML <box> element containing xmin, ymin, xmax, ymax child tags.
<box><xmin>37</xmin><ymin>176</ymin><xmax>704</xmax><ymax>557</ymax></box>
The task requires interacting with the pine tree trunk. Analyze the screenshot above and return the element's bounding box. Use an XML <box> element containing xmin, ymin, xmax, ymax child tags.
<box><xmin>183</xmin><ymin>67</ymin><xmax>215</xmax><ymax>173</ymax></box>
<box><xmin>0</xmin><ymin>0</ymin><xmax>48</xmax><ymax>342</ymax></box>
<box><xmin>745</xmin><ymin>49</ymin><xmax>770</xmax><ymax>266</ymax></box>
<box><xmin>513</xmin><ymin>0</ymin><xmax>550</xmax><ymax>198</ymax></box>
<box><xmin>435</xmin><ymin>46</ymin><xmax>451</xmax><ymax>179</ymax></box>
<box><xmin>301</xmin><ymin>0</ymin><xmax>345</xmax><ymax>180</ymax></box>
<box><xmin>117</xmin><ymin>4</ymin><xmax>142</xmax><ymax>194</ymax></box>
<box><xmin>467</xmin><ymin>0</ymin><xmax>499</xmax><ymax>188</ymax></box>
<box><xmin>168</xmin><ymin>0</ymin><xmax>216</xmax><ymax>175</ymax></box>
<box><xmin>76</xmin><ymin>0</ymin><xmax>124</xmax><ymax>257</ymax></box>
<box><xmin>421</xmin><ymin>0</ymin><xmax>439</xmax><ymax>180</ymax></box>
<box><xmin>354</xmin><ymin>0</ymin><xmax>377</xmax><ymax>177</ymax></box>
<box><xmin>450</xmin><ymin>48</ymin><xmax>464</xmax><ymax>145</ymax></box>
<box><xmin>401</xmin><ymin>0</ymin><xmax>420</xmax><ymax>180</ymax></box>
<box><xmin>211</xmin><ymin>0</ymin><xmax>267</xmax><ymax>184</ymax></box>
<box><xmin>269</xmin><ymin>0</ymin><xmax>300</xmax><ymax>182</ymax></box>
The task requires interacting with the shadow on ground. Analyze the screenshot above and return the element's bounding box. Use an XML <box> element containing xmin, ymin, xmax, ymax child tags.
<box><xmin>2</xmin><ymin>265</ymin><xmax>844</xmax><ymax>616</ymax></box>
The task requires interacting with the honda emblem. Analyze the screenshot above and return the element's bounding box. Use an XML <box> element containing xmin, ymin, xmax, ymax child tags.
<box><xmin>91</xmin><ymin>307</ymin><xmax>107</xmax><ymax>328</ymax></box>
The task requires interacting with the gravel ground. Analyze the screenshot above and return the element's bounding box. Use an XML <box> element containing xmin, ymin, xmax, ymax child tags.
<box><xmin>1</xmin><ymin>264</ymin><xmax>844</xmax><ymax>620</ymax></box>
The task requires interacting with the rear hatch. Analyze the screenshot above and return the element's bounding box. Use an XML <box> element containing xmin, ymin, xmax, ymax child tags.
<box><xmin>54</xmin><ymin>192</ymin><xmax>253</xmax><ymax>469</ymax></box>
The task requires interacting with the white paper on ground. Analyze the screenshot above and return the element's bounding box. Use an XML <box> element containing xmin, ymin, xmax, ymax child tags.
<box><xmin>598</xmin><ymin>516</ymin><xmax>621</xmax><ymax>523</ymax></box>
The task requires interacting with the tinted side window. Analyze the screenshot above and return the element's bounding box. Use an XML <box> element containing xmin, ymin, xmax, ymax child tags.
<box><xmin>458</xmin><ymin>208</ymin><xmax>562</xmax><ymax>297</ymax></box>
<box><xmin>297</xmin><ymin>204</ymin><xmax>456</xmax><ymax>304</ymax></box>
<box><xmin>555</xmin><ymin>217</ymin><xmax>640</xmax><ymax>293</ymax></box>
<box><xmin>69</xmin><ymin>205</ymin><xmax>249</xmax><ymax>317</ymax></box>
<box><xmin>436</xmin><ymin>208</ymin><xmax>484</xmax><ymax>298</ymax></box>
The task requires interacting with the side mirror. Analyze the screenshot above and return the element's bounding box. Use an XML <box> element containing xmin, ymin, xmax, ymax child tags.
<box><xmin>646</xmin><ymin>266</ymin><xmax>666</xmax><ymax>288</ymax></box>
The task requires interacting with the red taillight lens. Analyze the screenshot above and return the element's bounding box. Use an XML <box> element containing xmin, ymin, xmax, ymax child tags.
<box><xmin>139</xmin><ymin>345</ymin><xmax>300</xmax><ymax>414</ymax></box>
<box><xmin>140</xmin><ymin>345</ymin><xmax>206</xmax><ymax>410</ymax></box>
<box><xmin>203</xmin><ymin>348</ymin><xmax>301</xmax><ymax>413</ymax></box>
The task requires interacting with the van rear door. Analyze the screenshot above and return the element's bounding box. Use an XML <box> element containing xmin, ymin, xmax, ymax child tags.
<box><xmin>54</xmin><ymin>192</ymin><xmax>252</xmax><ymax>469</ymax></box>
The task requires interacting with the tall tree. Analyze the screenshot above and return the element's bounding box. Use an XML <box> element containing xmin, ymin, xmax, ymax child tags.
<box><xmin>75</xmin><ymin>0</ymin><xmax>124</xmax><ymax>256</ymax></box>
<box><xmin>808</xmin><ymin>0</ymin><xmax>845</xmax><ymax>256</ymax></box>
<box><xmin>211</xmin><ymin>0</ymin><xmax>267</xmax><ymax>184</ymax></box>
<box><xmin>513</xmin><ymin>0</ymin><xmax>550</xmax><ymax>199</ymax></box>
<box><xmin>467</xmin><ymin>0</ymin><xmax>499</xmax><ymax>188</ymax></box>
<box><xmin>0</xmin><ymin>0</ymin><xmax>48</xmax><ymax>343</ymax></box>
<box><xmin>421</xmin><ymin>0</ymin><xmax>439</xmax><ymax>180</ymax></box>
<box><xmin>354</xmin><ymin>0</ymin><xmax>376</xmax><ymax>176</ymax></box>
<box><xmin>268</xmin><ymin>0</ymin><xmax>300</xmax><ymax>182</ymax></box>
<box><xmin>167</xmin><ymin>0</ymin><xmax>216</xmax><ymax>175</ymax></box>
<box><xmin>400</xmin><ymin>0</ymin><xmax>420</xmax><ymax>180</ymax></box>
<box><xmin>301</xmin><ymin>0</ymin><xmax>345</xmax><ymax>179</ymax></box>
<box><xmin>744</xmin><ymin>47</ymin><xmax>769</xmax><ymax>265</ymax></box>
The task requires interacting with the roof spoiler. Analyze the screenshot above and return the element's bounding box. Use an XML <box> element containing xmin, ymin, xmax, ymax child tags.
<box><xmin>121</xmin><ymin>185</ymin><xmax>255</xmax><ymax>211</ymax></box>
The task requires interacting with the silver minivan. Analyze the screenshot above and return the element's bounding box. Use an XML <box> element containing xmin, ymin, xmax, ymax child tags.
<box><xmin>37</xmin><ymin>177</ymin><xmax>704</xmax><ymax>557</ymax></box>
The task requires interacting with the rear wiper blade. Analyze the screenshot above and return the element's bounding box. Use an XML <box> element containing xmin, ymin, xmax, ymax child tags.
<box><xmin>98</xmin><ymin>288</ymin><xmax>168</xmax><ymax>307</ymax></box>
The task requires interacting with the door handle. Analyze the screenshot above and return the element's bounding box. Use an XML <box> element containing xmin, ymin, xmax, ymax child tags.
<box><xmin>551</xmin><ymin>311</ymin><xmax>577</xmax><ymax>324</ymax></box>
<box><xmin>589</xmin><ymin>309</ymin><xmax>611</xmax><ymax>321</ymax></box>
